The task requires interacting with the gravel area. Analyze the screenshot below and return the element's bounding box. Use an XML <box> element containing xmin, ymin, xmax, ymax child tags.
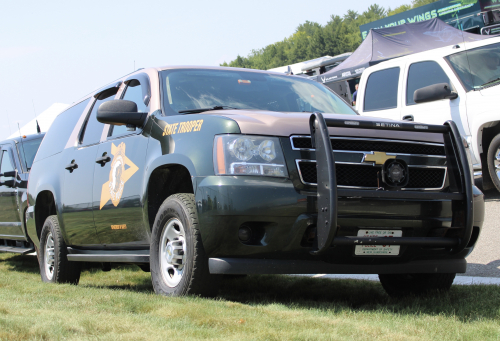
<box><xmin>462</xmin><ymin>179</ymin><xmax>500</xmax><ymax>277</ymax></box>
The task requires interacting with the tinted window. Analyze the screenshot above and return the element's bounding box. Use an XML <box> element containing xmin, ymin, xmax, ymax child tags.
<box><xmin>0</xmin><ymin>150</ymin><xmax>14</xmax><ymax>176</ymax></box>
<box><xmin>406</xmin><ymin>61</ymin><xmax>451</xmax><ymax>105</ymax></box>
<box><xmin>34</xmin><ymin>99</ymin><xmax>90</xmax><ymax>162</ymax></box>
<box><xmin>17</xmin><ymin>138</ymin><xmax>43</xmax><ymax>172</ymax></box>
<box><xmin>110</xmin><ymin>81</ymin><xmax>149</xmax><ymax>137</ymax></box>
<box><xmin>80</xmin><ymin>93</ymin><xmax>115</xmax><ymax>146</ymax></box>
<box><xmin>446</xmin><ymin>42</ymin><xmax>500</xmax><ymax>91</ymax></box>
<box><xmin>161</xmin><ymin>69</ymin><xmax>356</xmax><ymax>116</ymax></box>
<box><xmin>363</xmin><ymin>68</ymin><xmax>400</xmax><ymax>112</ymax></box>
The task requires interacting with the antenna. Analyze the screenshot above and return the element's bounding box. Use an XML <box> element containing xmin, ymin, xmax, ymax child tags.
<box><xmin>32</xmin><ymin>100</ymin><xmax>41</xmax><ymax>133</ymax></box>
<box><xmin>134</xmin><ymin>60</ymin><xmax>135</xmax><ymax>71</ymax></box>
<box><xmin>17</xmin><ymin>123</ymin><xmax>29</xmax><ymax>171</ymax></box>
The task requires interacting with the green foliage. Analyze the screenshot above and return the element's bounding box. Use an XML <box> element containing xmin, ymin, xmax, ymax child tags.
<box><xmin>222</xmin><ymin>1</ymin><xmax>439</xmax><ymax>70</ymax></box>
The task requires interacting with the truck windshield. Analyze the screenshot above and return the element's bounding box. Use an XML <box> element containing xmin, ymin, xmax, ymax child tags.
<box><xmin>160</xmin><ymin>69</ymin><xmax>356</xmax><ymax>115</ymax></box>
<box><xmin>17</xmin><ymin>138</ymin><xmax>43</xmax><ymax>172</ymax></box>
<box><xmin>446</xmin><ymin>42</ymin><xmax>500</xmax><ymax>91</ymax></box>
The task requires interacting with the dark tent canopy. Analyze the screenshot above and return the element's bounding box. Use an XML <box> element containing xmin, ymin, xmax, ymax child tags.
<box><xmin>317</xmin><ymin>18</ymin><xmax>493</xmax><ymax>85</ymax></box>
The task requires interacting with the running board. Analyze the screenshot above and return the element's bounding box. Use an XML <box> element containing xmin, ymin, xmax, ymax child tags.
<box><xmin>0</xmin><ymin>246</ymin><xmax>35</xmax><ymax>254</ymax></box>
<box><xmin>66</xmin><ymin>248</ymin><xmax>149</xmax><ymax>263</ymax></box>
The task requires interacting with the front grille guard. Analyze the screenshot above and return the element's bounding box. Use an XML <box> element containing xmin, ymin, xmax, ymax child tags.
<box><xmin>309</xmin><ymin>112</ymin><xmax>473</xmax><ymax>256</ymax></box>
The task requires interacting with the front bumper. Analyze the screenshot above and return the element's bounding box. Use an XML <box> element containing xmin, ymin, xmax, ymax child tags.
<box><xmin>194</xmin><ymin>175</ymin><xmax>484</xmax><ymax>274</ymax></box>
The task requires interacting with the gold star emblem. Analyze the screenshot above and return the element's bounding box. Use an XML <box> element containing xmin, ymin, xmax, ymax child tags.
<box><xmin>100</xmin><ymin>142</ymin><xmax>139</xmax><ymax>209</ymax></box>
<box><xmin>363</xmin><ymin>152</ymin><xmax>396</xmax><ymax>165</ymax></box>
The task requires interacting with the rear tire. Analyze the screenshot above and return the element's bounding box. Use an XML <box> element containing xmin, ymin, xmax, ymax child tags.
<box><xmin>39</xmin><ymin>215</ymin><xmax>81</xmax><ymax>284</ymax></box>
<box><xmin>150</xmin><ymin>193</ymin><xmax>220</xmax><ymax>297</ymax></box>
<box><xmin>487</xmin><ymin>133</ymin><xmax>500</xmax><ymax>192</ymax></box>
<box><xmin>378</xmin><ymin>273</ymin><xmax>455</xmax><ymax>297</ymax></box>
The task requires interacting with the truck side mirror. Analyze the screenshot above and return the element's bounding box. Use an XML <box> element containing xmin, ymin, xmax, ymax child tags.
<box><xmin>0</xmin><ymin>179</ymin><xmax>16</xmax><ymax>188</ymax></box>
<box><xmin>97</xmin><ymin>100</ymin><xmax>148</xmax><ymax>128</ymax></box>
<box><xmin>0</xmin><ymin>171</ymin><xmax>16</xmax><ymax>178</ymax></box>
<box><xmin>414</xmin><ymin>83</ymin><xmax>458</xmax><ymax>104</ymax></box>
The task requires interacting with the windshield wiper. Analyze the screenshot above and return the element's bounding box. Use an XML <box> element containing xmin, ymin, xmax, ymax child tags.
<box><xmin>178</xmin><ymin>106</ymin><xmax>239</xmax><ymax>114</ymax></box>
<box><xmin>479</xmin><ymin>77</ymin><xmax>500</xmax><ymax>88</ymax></box>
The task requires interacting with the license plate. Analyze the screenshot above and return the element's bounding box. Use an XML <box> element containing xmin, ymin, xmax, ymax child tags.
<box><xmin>354</xmin><ymin>229</ymin><xmax>402</xmax><ymax>256</ymax></box>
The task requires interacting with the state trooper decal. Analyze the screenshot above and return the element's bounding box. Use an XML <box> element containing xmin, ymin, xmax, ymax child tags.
<box><xmin>100</xmin><ymin>142</ymin><xmax>138</xmax><ymax>209</ymax></box>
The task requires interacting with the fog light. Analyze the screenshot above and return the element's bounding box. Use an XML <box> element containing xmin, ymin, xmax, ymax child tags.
<box><xmin>238</xmin><ymin>226</ymin><xmax>252</xmax><ymax>242</ymax></box>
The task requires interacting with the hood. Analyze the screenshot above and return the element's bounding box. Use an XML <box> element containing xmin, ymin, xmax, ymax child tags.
<box><xmin>479</xmin><ymin>84</ymin><xmax>500</xmax><ymax>97</ymax></box>
<box><xmin>202</xmin><ymin>110</ymin><xmax>444</xmax><ymax>144</ymax></box>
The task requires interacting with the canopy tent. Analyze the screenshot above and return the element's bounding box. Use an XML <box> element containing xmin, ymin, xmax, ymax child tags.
<box><xmin>317</xmin><ymin>18</ymin><xmax>494</xmax><ymax>86</ymax></box>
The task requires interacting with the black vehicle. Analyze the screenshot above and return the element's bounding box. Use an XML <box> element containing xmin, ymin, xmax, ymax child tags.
<box><xmin>0</xmin><ymin>133</ymin><xmax>44</xmax><ymax>253</ymax></box>
<box><xmin>26</xmin><ymin>66</ymin><xmax>484</xmax><ymax>297</ymax></box>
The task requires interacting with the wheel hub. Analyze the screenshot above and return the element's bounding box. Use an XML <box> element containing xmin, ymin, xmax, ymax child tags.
<box><xmin>495</xmin><ymin>149</ymin><xmax>500</xmax><ymax>181</ymax></box>
<box><xmin>159</xmin><ymin>218</ymin><xmax>186</xmax><ymax>287</ymax></box>
<box><xmin>44</xmin><ymin>232</ymin><xmax>55</xmax><ymax>281</ymax></box>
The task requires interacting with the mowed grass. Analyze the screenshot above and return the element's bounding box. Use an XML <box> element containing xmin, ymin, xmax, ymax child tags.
<box><xmin>0</xmin><ymin>254</ymin><xmax>499</xmax><ymax>341</ymax></box>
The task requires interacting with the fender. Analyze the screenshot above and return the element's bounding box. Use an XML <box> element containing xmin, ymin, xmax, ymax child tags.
<box><xmin>471</xmin><ymin>110</ymin><xmax>500</xmax><ymax>158</ymax></box>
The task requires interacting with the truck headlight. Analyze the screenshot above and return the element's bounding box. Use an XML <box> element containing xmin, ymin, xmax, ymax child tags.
<box><xmin>214</xmin><ymin>135</ymin><xmax>288</xmax><ymax>177</ymax></box>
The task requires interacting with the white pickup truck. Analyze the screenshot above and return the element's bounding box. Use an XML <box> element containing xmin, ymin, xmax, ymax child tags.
<box><xmin>355</xmin><ymin>36</ymin><xmax>500</xmax><ymax>191</ymax></box>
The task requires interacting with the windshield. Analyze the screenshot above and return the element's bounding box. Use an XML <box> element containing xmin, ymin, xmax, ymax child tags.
<box><xmin>17</xmin><ymin>138</ymin><xmax>43</xmax><ymax>172</ymax></box>
<box><xmin>160</xmin><ymin>69</ymin><xmax>356</xmax><ymax>115</ymax></box>
<box><xmin>446</xmin><ymin>42</ymin><xmax>500</xmax><ymax>91</ymax></box>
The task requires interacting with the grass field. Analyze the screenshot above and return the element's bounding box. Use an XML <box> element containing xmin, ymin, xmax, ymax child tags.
<box><xmin>0</xmin><ymin>253</ymin><xmax>499</xmax><ymax>340</ymax></box>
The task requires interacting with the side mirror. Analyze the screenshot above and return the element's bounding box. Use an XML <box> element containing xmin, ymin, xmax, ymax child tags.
<box><xmin>0</xmin><ymin>171</ymin><xmax>16</xmax><ymax>177</ymax></box>
<box><xmin>0</xmin><ymin>179</ymin><xmax>16</xmax><ymax>188</ymax></box>
<box><xmin>97</xmin><ymin>100</ymin><xmax>148</xmax><ymax>128</ymax></box>
<box><xmin>414</xmin><ymin>83</ymin><xmax>458</xmax><ymax>104</ymax></box>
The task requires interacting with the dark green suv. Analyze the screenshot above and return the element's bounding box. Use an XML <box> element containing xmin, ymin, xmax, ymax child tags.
<box><xmin>26</xmin><ymin>66</ymin><xmax>484</xmax><ymax>297</ymax></box>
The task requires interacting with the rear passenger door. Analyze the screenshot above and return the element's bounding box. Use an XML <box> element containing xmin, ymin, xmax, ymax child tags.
<box><xmin>360</xmin><ymin>67</ymin><xmax>402</xmax><ymax>120</ymax></box>
<box><xmin>61</xmin><ymin>88</ymin><xmax>118</xmax><ymax>246</ymax></box>
<box><xmin>92</xmin><ymin>75</ymin><xmax>151</xmax><ymax>247</ymax></box>
<box><xmin>400</xmin><ymin>60</ymin><xmax>463</xmax><ymax>127</ymax></box>
<box><xmin>0</xmin><ymin>147</ymin><xmax>22</xmax><ymax>237</ymax></box>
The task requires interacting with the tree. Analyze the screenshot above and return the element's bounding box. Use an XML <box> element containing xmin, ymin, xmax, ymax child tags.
<box><xmin>221</xmin><ymin>1</ymin><xmax>432</xmax><ymax>70</ymax></box>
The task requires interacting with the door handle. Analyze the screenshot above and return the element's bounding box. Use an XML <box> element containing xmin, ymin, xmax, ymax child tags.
<box><xmin>402</xmin><ymin>115</ymin><xmax>414</xmax><ymax>121</ymax></box>
<box><xmin>65</xmin><ymin>160</ymin><xmax>78</xmax><ymax>173</ymax></box>
<box><xmin>96</xmin><ymin>153</ymin><xmax>111</xmax><ymax>166</ymax></box>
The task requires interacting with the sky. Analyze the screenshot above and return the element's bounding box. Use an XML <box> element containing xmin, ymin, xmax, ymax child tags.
<box><xmin>0</xmin><ymin>0</ymin><xmax>409</xmax><ymax>141</ymax></box>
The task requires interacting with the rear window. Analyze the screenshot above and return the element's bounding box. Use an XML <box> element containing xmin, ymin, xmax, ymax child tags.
<box><xmin>34</xmin><ymin>99</ymin><xmax>90</xmax><ymax>162</ymax></box>
<box><xmin>17</xmin><ymin>138</ymin><xmax>43</xmax><ymax>172</ymax></box>
<box><xmin>363</xmin><ymin>67</ymin><xmax>400</xmax><ymax>112</ymax></box>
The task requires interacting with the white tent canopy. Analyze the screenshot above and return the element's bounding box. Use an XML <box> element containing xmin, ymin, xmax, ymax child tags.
<box><xmin>9</xmin><ymin>103</ymin><xmax>68</xmax><ymax>139</ymax></box>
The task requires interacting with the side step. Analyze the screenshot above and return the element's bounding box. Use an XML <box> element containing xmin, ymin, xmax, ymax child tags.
<box><xmin>0</xmin><ymin>245</ymin><xmax>35</xmax><ymax>254</ymax></box>
<box><xmin>67</xmin><ymin>248</ymin><xmax>149</xmax><ymax>263</ymax></box>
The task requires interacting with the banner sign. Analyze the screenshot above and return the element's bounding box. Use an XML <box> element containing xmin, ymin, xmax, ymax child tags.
<box><xmin>360</xmin><ymin>0</ymin><xmax>482</xmax><ymax>40</ymax></box>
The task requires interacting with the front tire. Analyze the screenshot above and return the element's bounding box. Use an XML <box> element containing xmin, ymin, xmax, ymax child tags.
<box><xmin>487</xmin><ymin>133</ymin><xmax>500</xmax><ymax>192</ymax></box>
<box><xmin>39</xmin><ymin>215</ymin><xmax>81</xmax><ymax>284</ymax></box>
<box><xmin>378</xmin><ymin>273</ymin><xmax>455</xmax><ymax>297</ymax></box>
<box><xmin>150</xmin><ymin>193</ymin><xmax>220</xmax><ymax>297</ymax></box>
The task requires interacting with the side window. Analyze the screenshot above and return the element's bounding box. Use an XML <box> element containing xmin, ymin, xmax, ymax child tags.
<box><xmin>363</xmin><ymin>68</ymin><xmax>400</xmax><ymax>111</ymax></box>
<box><xmin>80</xmin><ymin>92</ymin><xmax>116</xmax><ymax>146</ymax></box>
<box><xmin>110</xmin><ymin>80</ymin><xmax>149</xmax><ymax>137</ymax></box>
<box><xmin>0</xmin><ymin>150</ymin><xmax>14</xmax><ymax>176</ymax></box>
<box><xmin>406</xmin><ymin>61</ymin><xmax>451</xmax><ymax>105</ymax></box>
<box><xmin>35</xmin><ymin>98</ymin><xmax>90</xmax><ymax>162</ymax></box>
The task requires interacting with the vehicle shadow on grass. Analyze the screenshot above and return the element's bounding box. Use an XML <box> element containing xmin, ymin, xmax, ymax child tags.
<box><xmin>0</xmin><ymin>254</ymin><xmax>40</xmax><ymax>274</ymax></box>
<box><xmin>218</xmin><ymin>274</ymin><xmax>500</xmax><ymax>322</ymax></box>
<box><xmin>2</xmin><ymin>253</ymin><xmax>499</xmax><ymax>321</ymax></box>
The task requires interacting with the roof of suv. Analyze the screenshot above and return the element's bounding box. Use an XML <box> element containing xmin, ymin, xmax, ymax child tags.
<box><xmin>0</xmin><ymin>133</ymin><xmax>45</xmax><ymax>146</ymax></box>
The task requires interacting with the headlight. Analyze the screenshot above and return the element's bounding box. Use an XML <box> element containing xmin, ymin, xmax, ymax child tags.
<box><xmin>214</xmin><ymin>135</ymin><xmax>288</xmax><ymax>177</ymax></box>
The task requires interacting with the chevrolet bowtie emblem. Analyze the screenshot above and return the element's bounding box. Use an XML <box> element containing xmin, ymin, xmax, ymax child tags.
<box><xmin>363</xmin><ymin>152</ymin><xmax>396</xmax><ymax>165</ymax></box>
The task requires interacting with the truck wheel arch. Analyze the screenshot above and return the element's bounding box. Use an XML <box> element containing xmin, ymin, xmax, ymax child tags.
<box><xmin>147</xmin><ymin>164</ymin><xmax>194</xmax><ymax>232</ymax></box>
<box><xmin>34</xmin><ymin>191</ymin><xmax>57</xmax><ymax>242</ymax></box>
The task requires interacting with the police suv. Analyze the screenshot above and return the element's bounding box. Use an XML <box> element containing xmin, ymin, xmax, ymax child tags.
<box><xmin>0</xmin><ymin>133</ymin><xmax>44</xmax><ymax>253</ymax></box>
<box><xmin>26</xmin><ymin>66</ymin><xmax>484</xmax><ymax>297</ymax></box>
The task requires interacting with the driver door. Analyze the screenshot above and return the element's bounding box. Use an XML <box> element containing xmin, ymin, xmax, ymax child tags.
<box><xmin>0</xmin><ymin>147</ymin><xmax>22</xmax><ymax>238</ymax></box>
